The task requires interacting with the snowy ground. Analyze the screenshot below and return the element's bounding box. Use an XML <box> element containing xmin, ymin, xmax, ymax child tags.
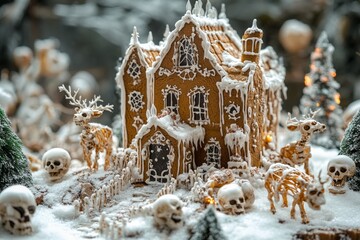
<box><xmin>1</xmin><ymin>146</ymin><xmax>359</xmax><ymax>240</ymax></box>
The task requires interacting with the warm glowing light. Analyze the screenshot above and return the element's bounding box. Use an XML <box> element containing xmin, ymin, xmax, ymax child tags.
<box><xmin>331</xmin><ymin>71</ymin><xmax>336</xmax><ymax>77</ymax></box>
<box><xmin>304</xmin><ymin>75</ymin><xmax>312</xmax><ymax>87</ymax></box>
<box><xmin>203</xmin><ymin>196</ymin><xmax>215</xmax><ymax>206</ymax></box>
<box><xmin>264</xmin><ymin>134</ymin><xmax>273</xmax><ymax>143</ymax></box>
<box><xmin>316</xmin><ymin>102</ymin><xmax>320</xmax><ymax>107</ymax></box>
<box><xmin>329</xmin><ymin>105</ymin><xmax>336</xmax><ymax>111</ymax></box>
<box><xmin>321</xmin><ymin>76</ymin><xmax>328</xmax><ymax>83</ymax></box>
<box><xmin>315</xmin><ymin>47</ymin><xmax>322</xmax><ymax>53</ymax></box>
<box><xmin>334</xmin><ymin>93</ymin><xmax>341</xmax><ymax>105</ymax></box>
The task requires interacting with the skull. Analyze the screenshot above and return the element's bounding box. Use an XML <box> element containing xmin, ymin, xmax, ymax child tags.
<box><xmin>42</xmin><ymin>148</ymin><xmax>71</xmax><ymax>181</ymax></box>
<box><xmin>327</xmin><ymin>155</ymin><xmax>355</xmax><ymax>194</ymax></box>
<box><xmin>217</xmin><ymin>183</ymin><xmax>245</xmax><ymax>215</ymax></box>
<box><xmin>235</xmin><ymin>179</ymin><xmax>255</xmax><ymax>209</ymax></box>
<box><xmin>153</xmin><ymin>194</ymin><xmax>183</xmax><ymax>230</ymax></box>
<box><xmin>305</xmin><ymin>183</ymin><xmax>326</xmax><ymax>210</ymax></box>
<box><xmin>0</xmin><ymin>185</ymin><xmax>36</xmax><ymax>235</ymax></box>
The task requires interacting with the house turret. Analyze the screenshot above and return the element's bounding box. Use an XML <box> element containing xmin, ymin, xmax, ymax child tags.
<box><xmin>241</xmin><ymin>19</ymin><xmax>263</xmax><ymax>63</ymax></box>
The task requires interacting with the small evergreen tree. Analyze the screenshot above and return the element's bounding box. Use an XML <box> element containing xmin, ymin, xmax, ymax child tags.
<box><xmin>300</xmin><ymin>32</ymin><xmax>343</xmax><ymax>149</ymax></box>
<box><xmin>0</xmin><ymin>107</ymin><xmax>33</xmax><ymax>192</ymax></box>
<box><xmin>339</xmin><ymin>110</ymin><xmax>360</xmax><ymax>191</ymax></box>
<box><xmin>190</xmin><ymin>206</ymin><xmax>227</xmax><ymax>240</ymax></box>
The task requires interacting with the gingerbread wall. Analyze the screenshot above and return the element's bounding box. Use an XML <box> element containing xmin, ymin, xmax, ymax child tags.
<box><xmin>121</xmin><ymin>48</ymin><xmax>148</xmax><ymax>147</ymax></box>
<box><xmin>152</xmin><ymin>22</ymin><xmax>227</xmax><ymax>168</ymax></box>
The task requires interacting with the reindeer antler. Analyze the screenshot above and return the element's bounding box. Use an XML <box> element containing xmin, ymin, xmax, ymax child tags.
<box><xmin>58</xmin><ymin>84</ymin><xmax>85</xmax><ymax>108</ymax></box>
<box><xmin>318</xmin><ymin>169</ymin><xmax>329</xmax><ymax>185</ymax></box>
<box><xmin>303</xmin><ymin>109</ymin><xmax>320</xmax><ymax>120</ymax></box>
<box><xmin>59</xmin><ymin>84</ymin><xmax>114</xmax><ymax>112</ymax></box>
<box><xmin>287</xmin><ymin>112</ymin><xmax>299</xmax><ymax>124</ymax></box>
<box><xmin>88</xmin><ymin>94</ymin><xmax>114</xmax><ymax>112</ymax></box>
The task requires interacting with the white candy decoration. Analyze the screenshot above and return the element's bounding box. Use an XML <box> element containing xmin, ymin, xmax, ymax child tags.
<box><xmin>217</xmin><ymin>183</ymin><xmax>245</xmax><ymax>215</ymax></box>
<box><xmin>327</xmin><ymin>155</ymin><xmax>356</xmax><ymax>194</ymax></box>
<box><xmin>42</xmin><ymin>148</ymin><xmax>71</xmax><ymax>181</ymax></box>
<box><xmin>0</xmin><ymin>185</ymin><xmax>36</xmax><ymax>235</ymax></box>
<box><xmin>153</xmin><ymin>194</ymin><xmax>183</xmax><ymax>230</ymax></box>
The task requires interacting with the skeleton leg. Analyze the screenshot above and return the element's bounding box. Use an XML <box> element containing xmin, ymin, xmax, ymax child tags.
<box><xmin>281</xmin><ymin>192</ymin><xmax>288</xmax><ymax>208</ymax></box>
<box><xmin>83</xmin><ymin>148</ymin><xmax>92</xmax><ymax>170</ymax></box>
<box><xmin>265</xmin><ymin>181</ymin><xmax>276</xmax><ymax>214</ymax></box>
<box><xmin>298</xmin><ymin>201</ymin><xmax>309</xmax><ymax>224</ymax></box>
<box><xmin>290</xmin><ymin>198</ymin><xmax>297</xmax><ymax>219</ymax></box>
<box><xmin>93</xmin><ymin>151</ymin><xmax>99</xmax><ymax>171</ymax></box>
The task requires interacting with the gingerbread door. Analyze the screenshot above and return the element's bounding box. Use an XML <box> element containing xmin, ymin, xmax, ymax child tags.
<box><xmin>148</xmin><ymin>140</ymin><xmax>173</xmax><ymax>183</ymax></box>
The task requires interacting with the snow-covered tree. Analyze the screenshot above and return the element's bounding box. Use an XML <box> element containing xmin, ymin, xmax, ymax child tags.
<box><xmin>0</xmin><ymin>107</ymin><xmax>33</xmax><ymax>192</ymax></box>
<box><xmin>300</xmin><ymin>32</ymin><xmax>343</xmax><ymax>149</ymax></box>
<box><xmin>339</xmin><ymin>110</ymin><xmax>360</xmax><ymax>191</ymax></box>
<box><xmin>190</xmin><ymin>206</ymin><xmax>227</xmax><ymax>240</ymax></box>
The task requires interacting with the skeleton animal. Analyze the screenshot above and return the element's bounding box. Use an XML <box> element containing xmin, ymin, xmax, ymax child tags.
<box><xmin>59</xmin><ymin>85</ymin><xmax>113</xmax><ymax>171</ymax></box>
<box><xmin>265</xmin><ymin>163</ymin><xmax>327</xmax><ymax>224</ymax></box>
<box><xmin>279</xmin><ymin>111</ymin><xmax>326</xmax><ymax>175</ymax></box>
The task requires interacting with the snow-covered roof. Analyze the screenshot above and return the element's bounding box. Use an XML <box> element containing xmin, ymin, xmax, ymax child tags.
<box><xmin>260</xmin><ymin>46</ymin><xmax>286</xmax><ymax>94</ymax></box>
<box><xmin>139</xmin><ymin>42</ymin><xmax>161</xmax><ymax>68</ymax></box>
<box><xmin>134</xmin><ymin>111</ymin><xmax>205</xmax><ymax>148</ymax></box>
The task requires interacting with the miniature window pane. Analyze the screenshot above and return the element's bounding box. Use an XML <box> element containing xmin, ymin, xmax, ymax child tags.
<box><xmin>165</xmin><ymin>91</ymin><xmax>179</xmax><ymax>114</ymax></box>
<box><xmin>179</xmin><ymin>38</ymin><xmax>196</xmax><ymax>67</ymax></box>
<box><xmin>128</xmin><ymin>91</ymin><xmax>144</xmax><ymax>112</ymax></box>
<box><xmin>192</xmin><ymin>92</ymin><xmax>207</xmax><ymax>121</ymax></box>
<box><xmin>127</xmin><ymin>59</ymin><xmax>141</xmax><ymax>85</ymax></box>
<box><xmin>206</xmin><ymin>144</ymin><xmax>221</xmax><ymax>168</ymax></box>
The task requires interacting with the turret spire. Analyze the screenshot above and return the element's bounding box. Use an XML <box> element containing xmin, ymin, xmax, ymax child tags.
<box><xmin>130</xmin><ymin>26</ymin><xmax>139</xmax><ymax>45</ymax></box>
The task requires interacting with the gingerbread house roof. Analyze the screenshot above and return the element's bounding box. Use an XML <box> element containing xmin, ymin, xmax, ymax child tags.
<box><xmin>138</xmin><ymin>41</ymin><xmax>161</xmax><ymax>68</ymax></box>
<box><xmin>148</xmin><ymin>10</ymin><xmax>257</xmax><ymax>84</ymax></box>
<box><xmin>133</xmin><ymin>106</ymin><xmax>205</xmax><ymax>148</ymax></box>
<box><xmin>260</xmin><ymin>46</ymin><xmax>287</xmax><ymax>94</ymax></box>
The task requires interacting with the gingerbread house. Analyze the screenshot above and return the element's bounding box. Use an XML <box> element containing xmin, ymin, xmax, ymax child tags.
<box><xmin>116</xmin><ymin>3</ymin><xmax>286</xmax><ymax>183</ymax></box>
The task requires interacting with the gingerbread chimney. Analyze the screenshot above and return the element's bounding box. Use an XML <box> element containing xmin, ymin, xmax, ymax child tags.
<box><xmin>241</xmin><ymin>19</ymin><xmax>263</xmax><ymax>63</ymax></box>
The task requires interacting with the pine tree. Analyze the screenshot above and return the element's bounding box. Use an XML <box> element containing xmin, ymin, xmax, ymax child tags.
<box><xmin>0</xmin><ymin>107</ymin><xmax>33</xmax><ymax>192</ymax></box>
<box><xmin>339</xmin><ymin>110</ymin><xmax>360</xmax><ymax>191</ymax></box>
<box><xmin>300</xmin><ymin>32</ymin><xmax>343</xmax><ymax>149</ymax></box>
<box><xmin>190</xmin><ymin>206</ymin><xmax>227</xmax><ymax>240</ymax></box>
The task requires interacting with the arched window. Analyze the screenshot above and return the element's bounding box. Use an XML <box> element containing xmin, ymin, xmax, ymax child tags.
<box><xmin>178</xmin><ymin>37</ymin><xmax>197</xmax><ymax>67</ymax></box>
<box><xmin>162</xmin><ymin>86</ymin><xmax>181</xmax><ymax>115</ymax></box>
<box><xmin>188</xmin><ymin>86</ymin><xmax>209</xmax><ymax>124</ymax></box>
<box><xmin>205</xmin><ymin>139</ymin><xmax>221</xmax><ymax>168</ymax></box>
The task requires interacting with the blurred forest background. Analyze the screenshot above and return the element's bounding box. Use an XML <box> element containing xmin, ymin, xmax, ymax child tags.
<box><xmin>0</xmin><ymin>0</ymin><xmax>359</xmax><ymax>125</ymax></box>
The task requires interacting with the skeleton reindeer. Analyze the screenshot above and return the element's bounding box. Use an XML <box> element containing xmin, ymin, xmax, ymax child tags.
<box><xmin>279</xmin><ymin>110</ymin><xmax>326</xmax><ymax>175</ymax></box>
<box><xmin>265</xmin><ymin>163</ymin><xmax>327</xmax><ymax>224</ymax></box>
<box><xmin>59</xmin><ymin>85</ymin><xmax>113</xmax><ymax>171</ymax></box>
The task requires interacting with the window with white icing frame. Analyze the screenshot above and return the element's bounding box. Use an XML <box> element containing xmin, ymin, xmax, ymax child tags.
<box><xmin>205</xmin><ymin>139</ymin><xmax>221</xmax><ymax>168</ymax></box>
<box><xmin>188</xmin><ymin>86</ymin><xmax>209</xmax><ymax>124</ymax></box>
<box><xmin>162</xmin><ymin>86</ymin><xmax>181</xmax><ymax>115</ymax></box>
<box><xmin>178</xmin><ymin>36</ymin><xmax>198</xmax><ymax>68</ymax></box>
<box><xmin>225</xmin><ymin>102</ymin><xmax>241</xmax><ymax>120</ymax></box>
<box><xmin>127</xmin><ymin>58</ymin><xmax>141</xmax><ymax>85</ymax></box>
<box><xmin>128</xmin><ymin>91</ymin><xmax>145</xmax><ymax>112</ymax></box>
